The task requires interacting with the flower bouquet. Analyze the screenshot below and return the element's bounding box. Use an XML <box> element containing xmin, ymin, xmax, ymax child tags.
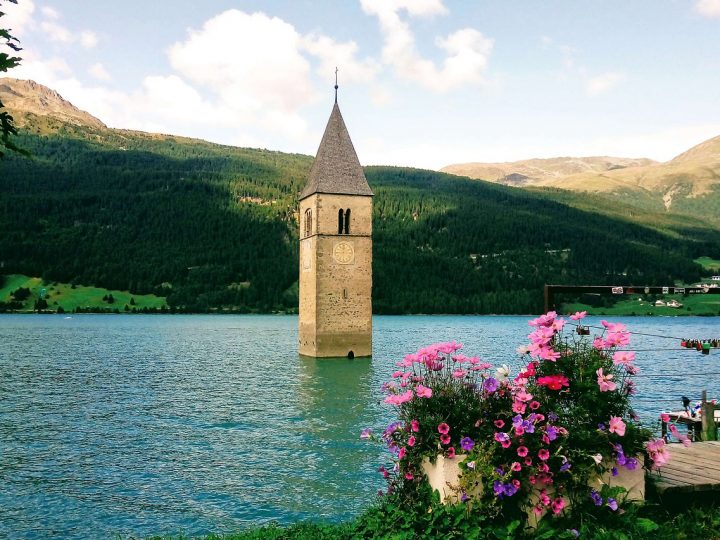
<box><xmin>366</xmin><ymin>311</ymin><xmax>671</xmax><ymax>526</ymax></box>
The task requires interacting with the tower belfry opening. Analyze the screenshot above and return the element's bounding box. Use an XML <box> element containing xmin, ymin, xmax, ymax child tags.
<box><xmin>298</xmin><ymin>81</ymin><xmax>373</xmax><ymax>358</ymax></box>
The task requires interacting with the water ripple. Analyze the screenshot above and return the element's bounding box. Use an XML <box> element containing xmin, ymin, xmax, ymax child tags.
<box><xmin>0</xmin><ymin>314</ymin><xmax>717</xmax><ymax>538</ymax></box>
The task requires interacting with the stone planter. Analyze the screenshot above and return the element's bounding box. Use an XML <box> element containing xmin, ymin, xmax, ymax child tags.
<box><xmin>421</xmin><ymin>454</ymin><xmax>482</xmax><ymax>504</ymax></box>
<box><xmin>423</xmin><ymin>454</ymin><xmax>644</xmax><ymax>523</ymax></box>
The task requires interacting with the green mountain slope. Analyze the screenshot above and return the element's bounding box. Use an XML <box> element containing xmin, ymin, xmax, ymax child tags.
<box><xmin>1</xmin><ymin>79</ymin><xmax>719</xmax><ymax>314</ymax></box>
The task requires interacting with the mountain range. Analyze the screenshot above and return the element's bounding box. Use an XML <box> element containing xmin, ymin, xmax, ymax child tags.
<box><xmin>442</xmin><ymin>138</ymin><xmax>720</xmax><ymax>222</ymax></box>
<box><xmin>1</xmin><ymin>77</ymin><xmax>718</xmax><ymax>314</ymax></box>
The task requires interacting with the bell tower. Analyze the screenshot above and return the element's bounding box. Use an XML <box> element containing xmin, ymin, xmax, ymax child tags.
<box><xmin>298</xmin><ymin>92</ymin><xmax>373</xmax><ymax>358</ymax></box>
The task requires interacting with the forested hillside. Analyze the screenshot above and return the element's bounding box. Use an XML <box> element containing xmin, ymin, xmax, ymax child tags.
<box><xmin>1</xmin><ymin>104</ymin><xmax>718</xmax><ymax>313</ymax></box>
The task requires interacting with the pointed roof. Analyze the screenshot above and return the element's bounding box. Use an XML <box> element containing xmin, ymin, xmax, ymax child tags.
<box><xmin>299</xmin><ymin>103</ymin><xmax>373</xmax><ymax>200</ymax></box>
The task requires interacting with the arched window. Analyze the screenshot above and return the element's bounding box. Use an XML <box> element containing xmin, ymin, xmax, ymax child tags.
<box><xmin>344</xmin><ymin>209</ymin><xmax>351</xmax><ymax>234</ymax></box>
<box><xmin>338</xmin><ymin>209</ymin><xmax>344</xmax><ymax>234</ymax></box>
<box><xmin>304</xmin><ymin>208</ymin><xmax>312</xmax><ymax>237</ymax></box>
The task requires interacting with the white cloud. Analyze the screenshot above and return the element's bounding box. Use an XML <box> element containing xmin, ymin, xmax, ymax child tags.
<box><xmin>586</xmin><ymin>72</ymin><xmax>623</xmax><ymax>96</ymax></box>
<box><xmin>40</xmin><ymin>6</ymin><xmax>59</xmax><ymax>19</ymax></box>
<box><xmin>40</xmin><ymin>20</ymin><xmax>72</xmax><ymax>42</ymax></box>
<box><xmin>80</xmin><ymin>31</ymin><xmax>98</xmax><ymax>48</ymax></box>
<box><xmin>169</xmin><ymin>10</ymin><xmax>315</xmax><ymax>114</ymax></box>
<box><xmin>301</xmin><ymin>34</ymin><xmax>379</xmax><ymax>84</ymax></box>
<box><xmin>88</xmin><ymin>62</ymin><xmax>110</xmax><ymax>81</ymax></box>
<box><xmin>696</xmin><ymin>0</ymin><xmax>720</xmax><ymax>17</ymax></box>
<box><xmin>2</xmin><ymin>0</ymin><xmax>35</xmax><ymax>38</ymax></box>
<box><xmin>360</xmin><ymin>0</ymin><xmax>493</xmax><ymax>92</ymax></box>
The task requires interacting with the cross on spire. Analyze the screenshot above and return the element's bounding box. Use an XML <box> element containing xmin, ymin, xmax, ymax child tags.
<box><xmin>334</xmin><ymin>67</ymin><xmax>339</xmax><ymax>103</ymax></box>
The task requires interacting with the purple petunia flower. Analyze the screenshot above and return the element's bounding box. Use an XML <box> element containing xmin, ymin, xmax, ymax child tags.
<box><xmin>548</xmin><ymin>412</ymin><xmax>559</xmax><ymax>422</ymax></box>
<box><xmin>607</xmin><ymin>498</ymin><xmax>618</xmax><ymax>511</ymax></box>
<box><xmin>493</xmin><ymin>480</ymin><xmax>505</xmax><ymax>497</ymax></box>
<box><xmin>611</xmin><ymin>467</ymin><xmax>619</xmax><ymax>476</ymax></box>
<box><xmin>460</xmin><ymin>491</ymin><xmax>469</xmax><ymax>502</ymax></box>
<box><xmin>503</xmin><ymin>483</ymin><xmax>518</xmax><ymax>497</ymax></box>
<box><xmin>460</xmin><ymin>436</ymin><xmax>475</xmax><ymax>451</ymax></box>
<box><xmin>559</xmin><ymin>461</ymin><xmax>572</xmax><ymax>472</ymax></box>
<box><xmin>484</xmin><ymin>377</ymin><xmax>499</xmax><ymax>393</ymax></box>
<box><xmin>590</xmin><ymin>489</ymin><xmax>603</xmax><ymax>506</ymax></box>
<box><xmin>624</xmin><ymin>457</ymin><xmax>638</xmax><ymax>470</ymax></box>
<box><xmin>598</xmin><ymin>423</ymin><xmax>606</xmax><ymax>431</ymax></box>
<box><xmin>546</xmin><ymin>425</ymin><xmax>558</xmax><ymax>441</ymax></box>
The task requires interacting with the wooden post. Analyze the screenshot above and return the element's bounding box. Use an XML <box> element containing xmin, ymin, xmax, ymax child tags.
<box><xmin>701</xmin><ymin>390</ymin><xmax>718</xmax><ymax>441</ymax></box>
<box><xmin>544</xmin><ymin>285</ymin><xmax>550</xmax><ymax>314</ymax></box>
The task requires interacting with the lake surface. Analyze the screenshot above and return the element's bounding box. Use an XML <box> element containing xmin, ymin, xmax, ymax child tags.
<box><xmin>1</xmin><ymin>314</ymin><xmax>718</xmax><ymax>539</ymax></box>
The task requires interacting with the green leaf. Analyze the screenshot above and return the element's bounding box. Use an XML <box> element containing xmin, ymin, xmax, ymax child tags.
<box><xmin>635</xmin><ymin>517</ymin><xmax>659</xmax><ymax>533</ymax></box>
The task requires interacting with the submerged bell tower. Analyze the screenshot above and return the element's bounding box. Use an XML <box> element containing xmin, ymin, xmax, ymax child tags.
<box><xmin>298</xmin><ymin>85</ymin><xmax>373</xmax><ymax>358</ymax></box>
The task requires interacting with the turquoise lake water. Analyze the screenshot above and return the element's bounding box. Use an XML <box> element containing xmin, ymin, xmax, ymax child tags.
<box><xmin>0</xmin><ymin>314</ymin><xmax>718</xmax><ymax>539</ymax></box>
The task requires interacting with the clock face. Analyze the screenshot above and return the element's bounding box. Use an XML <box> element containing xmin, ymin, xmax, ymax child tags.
<box><xmin>333</xmin><ymin>241</ymin><xmax>354</xmax><ymax>264</ymax></box>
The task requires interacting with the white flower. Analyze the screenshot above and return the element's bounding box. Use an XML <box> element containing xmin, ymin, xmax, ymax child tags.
<box><xmin>516</xmin><ymin>345</ymin><xmax>530</xmax><ymax>355</ymax></box>
<box><xmin>495</xmin><ymin>364</ymin><xmax>510</xmax><ymax>381</ymax></box>
<box><xmin>466</xmin><ymin>461</ymin><xmax>476</xmax><ymax>469</ymax></box>
<box><xmin>592</xmin><ymin>454</ymin><xmax>603</xmax><ymax>465</ymax></box>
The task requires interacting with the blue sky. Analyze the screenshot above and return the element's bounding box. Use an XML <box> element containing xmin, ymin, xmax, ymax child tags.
<box><xmin>3</xmin><ymin>0</ymin><xmax>720</xmax><ymax>169</ymax></box>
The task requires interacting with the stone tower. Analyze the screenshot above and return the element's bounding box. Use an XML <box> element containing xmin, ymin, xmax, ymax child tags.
<box><xmin>298</xmin><ymin>100</ymin><xmax>373</xmax><ymax>358</ymax></box>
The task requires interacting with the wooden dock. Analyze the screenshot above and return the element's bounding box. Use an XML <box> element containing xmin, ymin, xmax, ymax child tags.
<box><xmin>649</xmin><ymin>442</ymin><xmax>720</xmax><ymax>493</ymax></box>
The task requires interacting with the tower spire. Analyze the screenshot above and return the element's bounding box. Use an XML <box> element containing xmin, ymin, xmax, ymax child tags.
<box><xmin>334</xmin><ymin>67</ymin><xmax>339</xmax><ymax>103</ymax></box>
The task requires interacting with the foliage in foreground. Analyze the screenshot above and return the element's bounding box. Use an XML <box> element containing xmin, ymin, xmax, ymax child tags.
<box><xmin>146</xmin><ymin>494</ymin><xmax>720</xmax><ymax>539</ymax></box>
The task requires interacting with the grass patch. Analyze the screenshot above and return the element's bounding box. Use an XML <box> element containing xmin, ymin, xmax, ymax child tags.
<box><xmin>563</xmin><ymin>293</ymin><xmax>720</xmax><ymax>316</ymax></box>
<box><xmin>0</xmin><ymin>274</ymin><xmax>166</xmax><ymax>312</ymax></box>
<box><xmin>695</xmin><ymin>256</ymin><xmax>720</xmax><ymax>273</ymax></box>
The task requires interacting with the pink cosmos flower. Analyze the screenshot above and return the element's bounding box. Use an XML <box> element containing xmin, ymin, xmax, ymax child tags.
<box><xmin>415</xmin><ymin>384</ymin><xmax>433</xmax><ymax>398</ymax></box>
<box><xmin>384</xmin><ymin>390</ymin><xmax>414</xmax><ymax>405</ymax></box>
<box><xmin>596</xmin><ymin>368</ymin><xmax>617</xmax><ymax>392</ymax></box>
<box><xmin>411</xmin><ymin>419</ymin><xmax>420</xmax><ymax>432</ymax></box>
<box><xmin>593</xmin><ymin>337</ymin><xmax>605</xmax><ymax>350</ymax></box>
<box><xmin>538</xmin><ymin>449</ymin><xmax>550</xmax><ymax>461</ymax></box>
<box><xmin>605</xmin><ymin>331</ymin><xmax>630</xmax><ymax>347</ymax></box>
<box><xmin>538</xmin><ymin>347</ymin><xmax>562</xmax><ymax>362</ymax></box>
<box><xmin>529</xmin><ymin>311</ymin><xmax>557</xmax><ymax>327</ymax></box>
<box><xmin>609</xmin><ymin>416</ymin><xmax>626</xmax><ymax>436</ymax></box>
<box><xmin>517</xmin><ymin>446</ymin><xmax>529</xmax><ymax>457</ymax></box>
<box><xmin>570</xmin><ymin>311</ymin><xmax>587</xmax><ymax>320</ymax></box>
<box><xmin>438</xmin><ymin>423</ymin><xmax>450</xmax><ymax>435</ymax></box>
<box><xmin>440</xmin><ymin>434</ymin><xmax>451</xmax><ymax>445</ymax></box>
<box><xmin>452</xmin><ymin>369</ymin><xmax>466</xmax><ymax>379</ymax></box>
<box><xmin>516</xmin><ymin>389</ymin><xmax>534</xmax><ymax>403</ymax></box>
<box><xmin>602</xmin><ymin>320</ymin><xmax>627</xmax><ymax>332</ymax></box>
<box><xmin>408</xmin><ymin>436</ymin><xmax>416</xmax><ymax>447</ymax></box>
<box><xmin>612</xmin><ymin>351</ymin><xmax>635</xmax><ymax>366</ymax></box>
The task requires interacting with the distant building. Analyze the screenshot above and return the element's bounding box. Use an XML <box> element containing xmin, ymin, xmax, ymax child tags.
<box><xmin>297</xmin><ymin>95</ymin><xmax>373</xmax><ymax>358</ymax></box>
<box><xmin>712</xmin><ymin>275</ymin><xmax>720</xmax><ymax>281</ymax></box>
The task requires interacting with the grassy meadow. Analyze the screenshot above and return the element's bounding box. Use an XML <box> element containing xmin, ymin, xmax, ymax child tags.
<box><xmin>0</xmin><ymin>274</ymin><xmax>167</xmax><ymax>312</ymax></box>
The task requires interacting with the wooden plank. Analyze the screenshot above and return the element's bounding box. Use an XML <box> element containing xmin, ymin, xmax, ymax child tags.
<box><xmin>670</xmin><ymin>446</ymin><xmax>720</xmax><ymax>460</ymax></box>
<box><xmin>655</xmin><ymin>471</ymin><xmax>720</xmax><ymax>488</ymax></box>
<box><xmin>666</xmin><ymin>454</ymin><xmax>720</xmax><ymax>473</ymax></box>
